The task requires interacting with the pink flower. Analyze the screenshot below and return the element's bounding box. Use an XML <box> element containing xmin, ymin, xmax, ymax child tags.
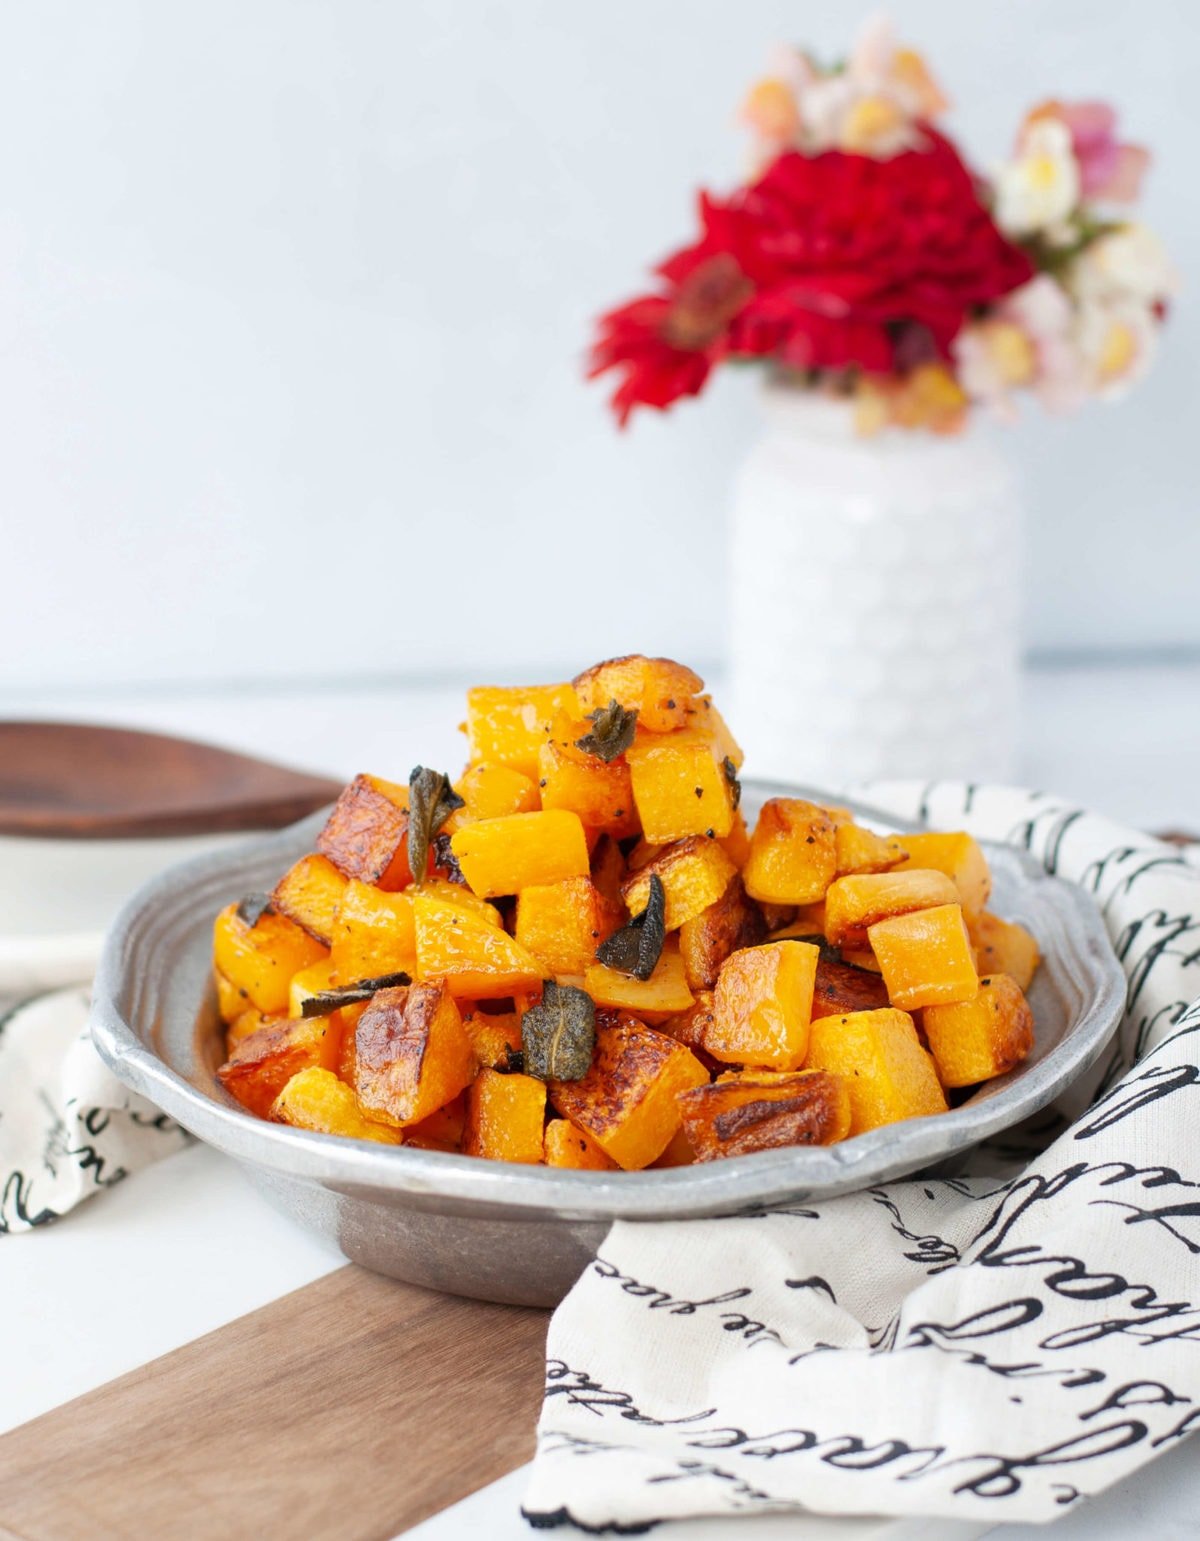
<box><xmin>1024</xmin><ymin>101</ymin><xmax>1149</xmax><ymax>202</ymax></box>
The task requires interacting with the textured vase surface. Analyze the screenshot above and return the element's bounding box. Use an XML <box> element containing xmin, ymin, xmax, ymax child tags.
<box><xmin>730</xmin><ymin>387</ymin><xmax>1021</xmax><ymax>786</ymax></box>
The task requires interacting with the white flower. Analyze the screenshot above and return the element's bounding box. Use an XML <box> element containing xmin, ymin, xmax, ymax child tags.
<box><xmin>993</xmin><ymin>118</ymin><xmax>1081</xmax><ymax>236</ymax></box>
<box><xmin>1074</xmin><ymin>298</ymin><xmax>1159</xmax><ymax>396</ymax></box>
<box><xmin>1072</xmin><ymin>223</ymin><xmax>1178</xmax><ymax>306</ymax></box>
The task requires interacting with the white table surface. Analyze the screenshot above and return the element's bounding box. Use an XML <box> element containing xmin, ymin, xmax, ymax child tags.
<box><xmin>3</xmin><ymin>663</ymin><xmax>1198</xmax><ymax>1539</ymax></box>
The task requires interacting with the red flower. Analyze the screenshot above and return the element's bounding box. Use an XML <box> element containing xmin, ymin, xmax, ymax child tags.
<box><xmin>590</xmin><ymin>130</ymin><xmax>1034</xmax><ymax>422</ymax></box>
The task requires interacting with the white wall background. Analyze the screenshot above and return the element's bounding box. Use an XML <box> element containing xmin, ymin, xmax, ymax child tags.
<box><xmin>1</xmin><ymin>0</ymin><xmax>1195</xmax><ymax>694</ymax></box>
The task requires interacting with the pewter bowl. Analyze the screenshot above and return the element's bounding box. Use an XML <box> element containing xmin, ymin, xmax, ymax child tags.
<box><xmin>90</xmin><ymin>782</ymin><xmax>1125</xmax><ymax>1308</ymax></box>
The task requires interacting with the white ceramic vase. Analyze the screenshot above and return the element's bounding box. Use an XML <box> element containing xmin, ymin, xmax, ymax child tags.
<box><xmin>730</xmin><ymin>385</ymin><xmax>1021</xmax><ymax>786</ymax></box>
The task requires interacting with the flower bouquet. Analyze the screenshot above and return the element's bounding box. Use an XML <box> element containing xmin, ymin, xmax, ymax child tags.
<box><xmin>590</xmin><ymin>16</ymin><xmax>1174</xmax><ymax>434</ymax></box>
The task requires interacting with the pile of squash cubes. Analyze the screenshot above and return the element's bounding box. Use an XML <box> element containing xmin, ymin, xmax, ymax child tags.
<box><xmin>214</xmin><ymin>655</ymin><xmax>1039</xmax><ymax>1170</ymax></box>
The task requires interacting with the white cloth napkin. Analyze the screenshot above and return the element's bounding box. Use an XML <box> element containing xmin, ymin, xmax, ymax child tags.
<box><xmin>0</xmin><ymin>988</ymin><xmax>191</xmax><ymax>1233</ymax></box>
<box><xmin>523</xmin><ymin>782</ymin><xmax>1200</xmax><ymax>1530</ymax></box>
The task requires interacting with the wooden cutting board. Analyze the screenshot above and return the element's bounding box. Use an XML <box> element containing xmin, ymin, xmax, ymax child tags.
<box><xmin>0</xmin><ymin>1267</ymin><xmax>549</xmax><ymax>1541</ymax></box>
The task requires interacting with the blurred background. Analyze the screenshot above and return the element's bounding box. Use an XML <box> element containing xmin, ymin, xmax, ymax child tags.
<box><xmin>1</xmin><ymin>0</ymin><xmax>1196</xmax><ymax>819</ymax></box>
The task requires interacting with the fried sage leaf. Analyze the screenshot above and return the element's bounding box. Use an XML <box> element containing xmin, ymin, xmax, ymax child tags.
<box><xmin>595</xmin><ymin>873</ymin><xmax>666</xmax><ymax>981</ymax></box>
<box><xmin>407</xmin><ymin>766</ymin><xmax>465</xmax><ymax>887</ymax></box>
<box><xmin>236</xmin><ymin>892</ymin><xmax>274</xmax><ymax>928</ymax></box>
<box><xmin>299</xmin><ymin>970</ymin><xmax>412</xmax><ymax>1018</ymax></box>
<box><xmin>432</xmin><ymin>831</ymin><xmax>468</xmax><ymax>885</ymax></box>
<box><xmin>575</xmin><ymin>698</ymin><xmax>637</xmax><ymax>762</ymax></box>
<box><xmin>522</xmin><ymin>980</ymin><xmax>596</xmax><ymax>1082</ymax></box>
<box><xmin>722</xmin><ymin>755</ymin><xmax>742</xmax><ymax>810</ymax></box>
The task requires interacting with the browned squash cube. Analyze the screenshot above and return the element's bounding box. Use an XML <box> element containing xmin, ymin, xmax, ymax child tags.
<box><xmin>589</xmin><ymin>834</ymin><xmax>628</xmax><ymax>906</ymax></box>
<box><xmin>462</xmin><ymin>1069</ymin><xmax>547</xmax><ymax>1163</ymax></box>
<box><xmin>968</xmin><ymin>911</ymin><xmax>1040</xmax><ymax>991</ymax></box>
<box><xmin>213</xmin><ymin>903</ymin><xmax>329</xmax><ymax>1016</ymax></box>
<box><xmin>515</xmin><ymin>877</ymin><xmax>623</xmax><ymax>977</ymax></box>
<box><xmin>704</xmin><ymin>941</ymin><xmax>819</xmax><ymax>1071</ymax></box>
<box><xmin>805</xmin><ymin>1009</ymin><xmax>948</xmax><ymax>1134</ymax></box>
<box><xmin>661</xmin><ymin>991</ymin><xmax>716</xmax><ymax>1054</ymax></box>
<box><xmin>354</xmin><ymin>981</ymin><xmax>474</xmax><ymax>1127</ymax></box>
<box><xmin>583</xmin><ymin>940</ymin><xmax>695</xmax><ymax>1023</ymax></box>
<box><xmin>465</xmin><ymin>683</ymin><xmax>579</xmax><ymax>778</ymax></box>
<box><xmin>413</xmin><ymin>895</ymin><xmax>543</xmax><ymax>998</ymax></box>
<box><xmin>537</xmin><ymin>734</ymin><xmax>638</xmax><ymax>839</ymax></box>
<box><xmin>217</xmin><ymin>1013</ymin><xmax>341</xmax><ymax>1118</ymax></box>
<box><xmin>573</xmin><ymin>654</ymin><xmax>703</xmax><ymax>735</ymax></box>
<box><xmin>334</xmin><ymin>1003</ymin><xmax>366</xmax><ymax>1085</ymax></box>
<box><xmin>288</xmin><ymin>958</ymin><xmax>336</xmax><ymax>1017</ymax></box>
<box><xmin>824</xmin><ymin>869</ymin><xmax>960</xmax><ymax>950</ymax></box>
<box><xmin>549</xmin><ymin>1014</ymin><xmax>708</xmax><ymax>1169</ymax></box>
<box><xmin>650</xmin><ymin>1126</ymin><xmax>697</xmax><ymax>1167</ymax></box>
<box><xmin>225</xmin><ymin>1007</ymin><xmax>277</xmax><ymax>1055</ymax></box>
<box><xmin>462</xmin><ymin>1007</ymin><xmax>524</xmax><ymax>1070</ymax></box>
<box><xmin>621</xmin><ymin>836</ymin><xmax>738</xmax><ymax>932</ymax></box>
<box><xmin>450</xmin><ymin>810</ymin><xmax>590</xmax><ymax>897</ymax></box>
<box><xmin>626</xmin><ymin>731</ymin><xmax>736</xmax><ymax>843</ymax></box>
<box><xmin>269</xmin><ymin>1066</ymin><xmax>403</xmax><ymax>1144</ymax></box>
<box><xmin>455</xmin><ymin>761</ymin><xmax>541</xmax><ymax>820</ymax></box>
<box><xmin>811</xmin><ymin>956</ymin><xmax>890</xmax><ymax>1019</ymax></box>
<box><xmin>316</xmin><ymin>773</ymin><xmax>415</xmax><ymax>888</ymax></box>
<box><xmin>923</xmin><ymin>973</ymin><xmax>1035</xmax><ymax>1087</ymax></box>
<box><xmin>869</xmin><ymin>904</ymin><xmax>979</xmax><ymax>1009</ymax></box>
<box><xmin>328</xmin><ymin>881</ymin><xmax>416</xmax><ymax>984</ymax></box>
<box><xmin>681</xmin><ymin>693</ymin><xmax>744</xmax><ymax>768</ymax></box>
<box><xmin>678</xmin><ymin>875</ymin><xmax>767</xmax><ymax>991</ymax></box>
<box><xmin>678</xmin><ymin>1069</ymin><xmax>851</xmax><ymax>1160</ymax></box>
<box><xmin>743</xmin><ymin>799</ymin><xmax>837</xmax><ymax>905</ymax></box>
<box><xmin>405</xmin><ymin>1091</ymin><xmax>468</xmax><ymax>1151</ymax></box>
<box><xmin>271</xmin><ymin>853</ymin><xmax>349</xmax><ymax>946</ymax></box>
<box><xmin>544</xmin><ymin>1118</ymin><xmax>618</xmax><ymax>1170</ymax></box>
<box><xmin>895</xmin><ymin>832</ymin><xmax>992</xmax><ymax>921</ymax></box>
<box><xmin>834</xmin><ymin>823</ymin><xmax>909</xmax><ymax>877</ymax></box>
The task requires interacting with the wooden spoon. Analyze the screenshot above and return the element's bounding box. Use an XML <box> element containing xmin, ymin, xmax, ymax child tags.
<box><xmin>0</xmin><ymin>722</ymin><xmax>343</xmax><ymax>839</ymax></box>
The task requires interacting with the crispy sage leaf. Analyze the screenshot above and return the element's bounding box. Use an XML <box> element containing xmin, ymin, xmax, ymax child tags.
<box><xmin>407</xmin><ymin>766</ymin><xmax>465</xmax><ymax>888</ymax></box>
<box><xmin>299</xmin><ymin>970</ymin><xmax>412</xmax><ymax>1018</ymax></box>
<box><xmin>722</xmin><ymin>755</ymin><xmax>742</xmax><ymax>810</ymax></box>
<box><xmin>595</xmin><ymin>873</ymin><xmax>666</xmax><ymax>981</ymax></box>
<box><xmin>575</xmin><ymin>698</ymin><xmax>637</xmax><ymax>762</ymax></box>
<box><xmin>432</xmin><ymin>831</ymin><xmax>468</xmax><ymax>886</ymax></box>
<box><xmin>522</xmin><ymin>980</ymin><xmax>596</xmax><ymax>1082</ymax></box>
<box><xmin>236</xmin><ymin>892</ymin><xmax>274</xmax><ymax>927</ymax></box>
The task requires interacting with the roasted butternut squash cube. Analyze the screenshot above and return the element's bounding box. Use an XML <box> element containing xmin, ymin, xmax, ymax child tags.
<box><xmin>465</xmin><ymin>683</ymin><xmax>579</xmax><ymax>778</ymax></box>
<box><xmin>590</xmin><ymin>834</ymin><xmax>627</xmax><ymax>907</ymax></box>
<box><xmin>225</xmin><ymin>1007</ymin><xmax>276</xmax><ymax>1054</ymax></box>
<box><xmin>412</xmin><ymin>895</ymin><xmax>543</xmax><ymax>998</ymax></box>
<box><xmin>354</xmin><ymin>981</ymin><xmax>474</xmax><ymax>1127</ymax></box>
<box><xmin>316</xmin><ymin>774</ymin><xmax>415</xmax><ymax>889</ymax></box>
<box><xmin>288</xmin><ymin>958</ymin><xmax>336</xmax><ymax>1017</ymax></box>
<box><xmin>271</xmin><ymin>853</ymin><xmax>349</xmax><ymax>946</ymax></box>
<box><xmin>678</xmin><ymin>875</ymin><xmax>767</xmax><ymax>991</ymax></box>
<box><xmin>661</xmin><ymin>991</ymin><xmax>716</xmax><ymax>1053</ymax></box>
<box><xmin>334</xmin><ymin>1003</ymin><xmax>366</xmax><ymax>1085</ymax></box>
<box><xmin>650</xmin><ymin>1126</ymin><xmax>697</xmax><ymax>1167</ymax></box>
<box><xmin>811</xmin><ymin>956</ymin><xmax>891</xmax><ymax>1019</ymax></box>
<box><xmin>834</xmin><ymin>823</ymin><xmax>909</xmax><ymax>877</ymax></box>
<box><xmin>621</xmin><ymin>836</ymin><xmax>738</xmax><ymax>932</ymax></box>
<box><xmin>681</xmin><ymin>693</ymin><xmax>744</xmax><ymax>768</ymax></box>
<box><xmin>869</xmin><ymin>904</ymin><xmax>979</xmax><ymax>1010</ymax></box>
<box><xmin>626</xmin><ymin>731</ymin><xmax>735</xmax><ymax>843</ymax></box>
<box><xmin>584</xmin><ymin>940</ymin><xmax>695</xmax><ymax>1023</ymax></box>
<box><xmin>895</xmin><ymin>832</ymin><xmax>992</xmax><ymax>921</ymax></box>
<box><xmin>328</xmin><ymin>881</ymin><xmax>416</xmax><ymax>984</ymax></box>
<box><xmin>719</xmin><ymin>810</ymin><xmax>752</xmax><ymax>869</ymax></box>
<box><xmin>416</xmin><ymin>877</ymin><xmax>503</xmax><ymax>927</ymax></box>
<box><xmin>544</xmin><ymin>1118</ymin><xmax>619</xmax><ymax>1170</ymax></box>
<box><xmin>463</xmin><ymin>1069</ymin><xmax>547</xmax><ymax>1163</ymax></box>
<box><xmin>805</xmin><ymin>1008</ymin><xmax>948</xmax><ymax>1134</ymax></box>
<box><xmin>405</xmin><ymin>1091</ymin><xmax>468</xmax><ymax>1151</ymax></box>
<box><xmin>678</xmin><ymin>1069</ymin><xmax>851</xmax><ymax>1160</ymax></box>
<box><xmin>743</xmin><ymin>799</ymin><xmax>837</xmax><ymax>905</ymax></box>
<box><xmin>703</xmin><ymin>940</ymin><xmax>819</xmax><ymax>1070</ymax></box>
<box><xmin>450</xmin><ymin>810</ymin><xmax>590</xmax><ymax>898</ymax></box>
<box><xmin>213</xmin><ymin>903</ymin><xmax>329</xmax><ymax>1016</ymax></box>
<box><xmin>968</xmin><ymin>912</ymin><xmax>1040</xmax><ymax>991</ymax></box>
<box><xmin>536</xmin><ymin>734</ymin><xmax>638</xmax><ymax>839</ymax></box>
<box><xmin>515</xmin><ymin>877</ymin><xmax>623</xmax><ymax>977</ymax></box>
<box><xmin>269</xmin><ymin>1066</ymin><xmax>403</xmax><ymax>1144</ymax></box>
<box><xmin>923</xmin><ymin>973</ymin><xmax>1035</xmax><ymax>1087</ymax></box>
<box><xmin>573</xmin><ymin>654</ymin><xmax>703</xmax><ymax>735</ymax></box>
<box><xmin>549</xmin><ymin>1015</ymin><xmax>708</xmax><ymax>1169</ymax></box>
<box><xmin>455</xmin><ymin>762</ymin><xmax>541</xmax><ymax>820</ymax></box>
<box><xmin>215</xmin><ymin>968</ymin><xmax>250</xmax><ymax>1024</ymax></box>
<box><xmin>824</xmin><ymin>869</ymin><xmax>960</xmax><ymax>950</ymax></box>
<box><xmin>217</xmin><ymin>1013</ymin><xmax>340</xmax><ymax>1118</ymax></box>
<box><xmin>463</xmin><ymin>1007</ymin><xmax>524</xmax><ymax>1070</ymax></box>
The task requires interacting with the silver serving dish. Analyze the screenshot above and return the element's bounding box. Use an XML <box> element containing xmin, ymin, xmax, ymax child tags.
<box><xmin>90</xmin><ymin>782</ymin><xmax>1124</xmax><ymax>1307</ymax></box>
